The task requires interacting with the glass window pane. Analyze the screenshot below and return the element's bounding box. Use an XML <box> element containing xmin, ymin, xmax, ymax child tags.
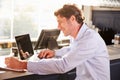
<box><xmin>0</xmin><ymin>18</ymin><xmax>11</xmax><ymax>40</ymax></box>
<box><xmin>0</xmin><ymin>0</ymin><xmax>12</xmax><ymax>40</ymax></box>
<box><xmin>13</xmin><ymin>13</ymin><xmax>38</xmax><ymax>38</ymax></box>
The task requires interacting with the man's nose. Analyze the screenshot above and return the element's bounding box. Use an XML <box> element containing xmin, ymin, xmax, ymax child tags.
<box><xmin>58</xmin><ymin>25</ymin><xmax>62</xmax><ymax>30</ymax></box>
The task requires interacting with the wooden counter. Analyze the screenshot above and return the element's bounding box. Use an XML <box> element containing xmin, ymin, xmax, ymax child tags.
<box><xmin>0</xmin><ymin>70</ymin><xmax>33</xmax><ymax>80</ymax></box>
<box><xmin>107</xmin><ymin>45</ymin><xmax>120</xmax><ymax>60</ymax></box>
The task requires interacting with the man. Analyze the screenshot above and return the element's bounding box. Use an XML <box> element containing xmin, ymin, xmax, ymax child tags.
<box><xmin>5</xmin><ymin>4</ymin><xmax>110</xmax><ymax>80</ymax></box>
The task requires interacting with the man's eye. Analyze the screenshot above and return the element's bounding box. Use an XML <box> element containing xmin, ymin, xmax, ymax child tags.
<box><xmin>58</xmin><ymin>22</ymin><xmax>61</xmax><ymax>25</ymax></box>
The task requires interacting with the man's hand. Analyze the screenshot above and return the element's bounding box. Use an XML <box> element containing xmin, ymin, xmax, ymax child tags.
<box><xmin>38</xmin><ymin>49</ymin><xmax>55</xmax><ymax>59</ymax></box>
<box><xmin>20</xmin><ymin>50</ymin><xmax>30</xmax><ymax>59</ymax></box>
<box><xmin>5</xmin><ymin>57</ymin><xmax>27</xmax><ymax>69</ymax></box>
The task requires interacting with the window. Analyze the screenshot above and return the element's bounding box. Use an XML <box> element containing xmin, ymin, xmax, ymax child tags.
<box><xmin>0</xmin><ymin>0</ymin><xmax>12</xmax><ymax>40</ymax></box>
<box><xmin>0</xmin><ymin>0</ymin><xmax>82</xmax><ymax>48</ymax></box>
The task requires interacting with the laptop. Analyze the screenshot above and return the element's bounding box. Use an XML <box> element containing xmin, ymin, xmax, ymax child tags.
<box><xmin>15</xmin><ymin>34</ymin><xmax>34</xmax><ymax>60</ymax></box>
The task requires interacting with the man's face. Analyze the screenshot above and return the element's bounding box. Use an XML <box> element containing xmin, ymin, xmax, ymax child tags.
<box><xmin>56</xmin><ymin>15</ymin><xmax>72</xmax><ymax>36</ymax></box>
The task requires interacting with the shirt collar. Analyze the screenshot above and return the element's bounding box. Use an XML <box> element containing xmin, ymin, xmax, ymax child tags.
<box><xmin>74</xmin><ymin>23</ymin><xmax>89</xmax><ymax>41</ymax></box>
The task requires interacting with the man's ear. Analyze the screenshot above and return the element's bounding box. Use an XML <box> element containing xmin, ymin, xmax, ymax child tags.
<box><xmin>70</xmin><ymin>15</ymin><xmax>76</xmax><ymax>22</ymax></box>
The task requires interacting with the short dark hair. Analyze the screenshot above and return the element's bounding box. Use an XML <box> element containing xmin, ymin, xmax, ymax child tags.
<box><xmin>54</xmin><ymin>4</ymin><xmax>84</xmax><ymax>24</ymax></box>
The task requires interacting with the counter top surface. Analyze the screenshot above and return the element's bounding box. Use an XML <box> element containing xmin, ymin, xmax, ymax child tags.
<box><xmin>107</xmin><ymin>45</ymin><xmax>120</xmax><ymax>60</ymax></box>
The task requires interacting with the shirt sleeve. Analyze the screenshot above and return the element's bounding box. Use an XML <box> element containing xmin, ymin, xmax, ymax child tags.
<box><xmin>55</xmin><ymin>46</ymin><xmax>71</xmax><ymax>57</ymax></box>
<box><xmin>55</xmin><ymin>37</ymin><xmax>73</xmax><ymax>57</ymax></box>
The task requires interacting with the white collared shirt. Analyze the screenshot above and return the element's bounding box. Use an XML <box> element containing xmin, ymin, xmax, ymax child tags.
<box><xmin>27</xmin><ymin>23</ymin><xmax>110</xmax><ymax>80</ymax></box>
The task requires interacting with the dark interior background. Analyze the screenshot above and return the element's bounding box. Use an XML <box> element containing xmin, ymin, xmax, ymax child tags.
<box><xmin>92</xmin><ymin>10</ymin><xmax>120</xmax><ymax>45</ymax></box>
